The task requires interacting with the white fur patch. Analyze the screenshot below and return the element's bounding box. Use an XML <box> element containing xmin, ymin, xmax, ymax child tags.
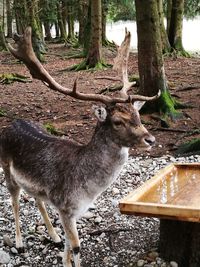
<box><xmin>92</xmin><ymin>105</ymin><xmax>107</xmax><ymax>122</ymax></box>
<box><xmin>133</xmin><ymin>101</ymin><xmax>146</xmax><ymax>111</ymax></box>
<box><xmin>110</xmin><ymin>147</ymin><xmax>129</xmax><ymax>182</ymax></box>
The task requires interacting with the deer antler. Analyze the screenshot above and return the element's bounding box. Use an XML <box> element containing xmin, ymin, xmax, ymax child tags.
<box><xmin>113</xmin><ymin>28</ymin><xmax>136</xmax><ymax>99</ymax></box>
<box><xmin>8</xmin><ymin>27</ymin><xmax>159</xmax><ymax>105</ymax></box>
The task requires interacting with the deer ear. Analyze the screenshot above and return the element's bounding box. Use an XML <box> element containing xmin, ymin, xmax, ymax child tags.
<box><xmin>92</xmin><ymin>105</ymin><xmax>107</xmax><ymax>122</ymax></box>
<box><xmin>133</xmin><ymin>101</ymin><xmax>146</xmax><ymax>111</ymax></box>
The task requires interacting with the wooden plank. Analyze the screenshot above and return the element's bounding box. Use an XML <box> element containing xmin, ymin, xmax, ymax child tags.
<box><xmin>119</xmin><ymin>163</ymin><xmax>200</xmax><ymax>222</ymax></box>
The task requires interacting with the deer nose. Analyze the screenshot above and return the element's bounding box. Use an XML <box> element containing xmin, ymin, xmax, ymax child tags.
<box><xmin>144</xmin><ymin>135</ymin><xmax>155</xmax><ymax>146</ymax></box>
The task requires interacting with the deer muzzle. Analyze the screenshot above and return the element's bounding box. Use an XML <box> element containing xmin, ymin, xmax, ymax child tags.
<box><xmin>141</xmin><ymin>134</ymin><xmax>156</xmax><ymax>151</ymax></box>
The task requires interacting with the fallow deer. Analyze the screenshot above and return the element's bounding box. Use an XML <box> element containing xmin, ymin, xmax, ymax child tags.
<box><xmin>0</xmin><ymin>28</ymin><xmax>159</xmax><ymax>267</ymax></box>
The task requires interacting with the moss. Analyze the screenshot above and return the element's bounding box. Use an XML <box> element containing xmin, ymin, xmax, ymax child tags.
<box><xmin>65</xmin><ymin>37</ymin><xmax>79</xmax><ymax>48</ymax></box>
<box><xmin>173</xmin><ymin>37</ymin><xmax>190</xmax><ymax>57</ymax></box>
<box><xmin>129</xmin><ymin>75</ymin><xmax>140</xmax><ymax>86</ymax></box>
<box><xmin>159</xmin><ymin>89</ymin><xmax>181</xmax><ymax>120</ymax></box>
<box><xmin>68</xmin><ymin>60</ymin><xmax>111</xmax><ymax>72</ymax></box>
<box><xmin>176</xmin><ymin>138</ymin><xmax>200</xmax><ymax>155</ymax></box>
<box><xmin>0</xmin><ymin>73</ymin><xmax>31</xmax><ymax>84</ymax></box>
<box><xmin>43</xmin><ymin>123</ymin><xmax>63</xmax><ymax>136</ymax></box>
<box><xmin>0</xmin><ymin>109</ymin><xmax>7</xmax><ymax>117</ymax></box>
<box><xmin>94</xmin><ymin>61</ymin><xmax>111</xmax><ymax>70</ymax></box>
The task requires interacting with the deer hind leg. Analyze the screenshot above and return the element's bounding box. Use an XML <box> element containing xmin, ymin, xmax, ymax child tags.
<box><xmin>36</xmin><ymin>199</ymin><xmax>61</xmax><ymax>243</ymax></box>
<box><xmin>11</xmin><ymin>188</ymin><xmax>23</xmax><ymax>249</ymax></box>
<box><xmin>3</xmin><ymin>166</ymin><xmax>23</xmax><ymax>249</ymax></box>
<box><xmin>59</xmin><ymin>213</ymin><xmax>80</xmax><ymax>267</ymax></box>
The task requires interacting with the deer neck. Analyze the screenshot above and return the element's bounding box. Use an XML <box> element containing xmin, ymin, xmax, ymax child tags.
<box><xmin>89</xmin><ymin>122</ymin><xmax>128</xmax><ymax>155</ymax></box>
<box><xmin>83</xmin><ymin>122</ymin><xmax>129</xmax><ymax>194</ymax></box>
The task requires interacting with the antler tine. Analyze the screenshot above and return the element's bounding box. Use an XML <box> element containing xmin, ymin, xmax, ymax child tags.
<box><xmin>114</xmin><ymin>29</ymin><xmax>161</xmax><ymax>103</ymax></box>
<box><xmin>114</xmin><ymin>29</ymin><xmax>135</xmax><ymax>100</ymax></box>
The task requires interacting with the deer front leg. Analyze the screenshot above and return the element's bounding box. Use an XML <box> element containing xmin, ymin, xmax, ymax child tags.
<box><xmin>36</xmin><ymin>199</ymin><xmax>61</xmax><ymax>243</ymax></box>
<box><xmin>59</xmin><ymin>213</ymin><xmax>80</xmax><ymax>267</ymax></box>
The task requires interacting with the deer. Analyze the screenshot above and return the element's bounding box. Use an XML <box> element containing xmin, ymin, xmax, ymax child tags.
<box><xmin>0</xmin><ymin>27</ymin><xmax>159</xmax><ymax>267</ymax></box>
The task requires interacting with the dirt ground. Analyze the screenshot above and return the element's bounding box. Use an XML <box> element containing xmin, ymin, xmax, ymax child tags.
<box><xmin>0</xmin><ymin>44</ymin><xmax>200</xmax><ymax>157</ymax></box>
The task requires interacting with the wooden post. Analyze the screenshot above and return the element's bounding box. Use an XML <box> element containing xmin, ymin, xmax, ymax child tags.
<box><xmin>159</xmin><ymin>219</ymin><xmax>200</xmax><ymax>266</ymax></box>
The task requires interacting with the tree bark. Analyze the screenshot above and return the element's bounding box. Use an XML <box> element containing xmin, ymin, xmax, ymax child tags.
<box><xmin>61</xmin><ymin>0</ymin><xmax>67</xmax><ymax>36</ymax></box>
<box><xmin>13</xmin><ymin>0</ymin><xmax>45</xmax><ymax>61</ymax></box>
<box><xmin>160</xmin><ymin>219</ymin><xmax>200</xmax><ymax>266</ymax></box>
<box><xmin>55</xmin><ymin>22</ymin><xmax>60</xmax><ymax>38</ymax></box>
<box><xmin>27</xmin><ymin>0</ymin><xmax>45</xmax><ymax>61</ymax></box>
<box><xmin>102</xmin><ymin>0</ymin><xmax>108</xmax><ymax>44</ymax></box>
<box><xmin>135</xmin><ymin>0</ymin><xmax>177</xmax><ymax>118</ymax></box>
<box><xmin>13</xmin><ymin>0</ymin><xmax>27</xmax><ymax>34</ymax></box>
<box><xmin>83</xmin><ymin>0</ymin><xmax>91</xmax><ymax>55</ymax></box>
<box><xmin>6</xmin><ymin>0</ymin><xmax>12</xmax><ymax>37</ymax></box>
<box><xmin>78</xmin><ymin>0</ymin><xmax>89</xmax><ymax>45</ymax></box>
<box><xmin>66</xmin><ymin>2</ymin><xmax>75</xmax><ymax>40</ymax></box>
<box><xmin>168</xmin><ymin>0</ymin><xmax>186</xmax><ymax>53</ymax></box>
<box><xmin>86</xmin><ymin>0</ymin><xmax>102</xmax><ymax>67</ymax></box>
<box><xmin>57</xmin><ymin>1</ymin><xmax>67</xmax><ymax>41</ymax></box>
<box><xmin>166</xmin><ymin>0</ymin><xmax>172</xmax><ymax>35</ymax></box>
<box><xmin>135</xmin><ymin>0</ymin><xmax>165</xmax><ymax>97</ymax></box>
<box><xmin>0</xmin><ymin>23</ymin><xmax>7</xmax><ymax>51</ymax></box>
<box><xmin>44</xmin><ymin>22</ymin><xmax>52</xmax><ymax>41</ymax></box>
<box><xmin>157</xmin><ymin>0</ymin><xmax>171</xmax><ymax>53</ymax></box>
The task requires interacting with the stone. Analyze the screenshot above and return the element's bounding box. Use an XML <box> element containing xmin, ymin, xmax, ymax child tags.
<box><xmin>170</xmin><ymin>261</ymin><xmax>178</xmax><ymax>267</ymax></box>
<box><xmin>10</xmin><ymin>247</ymin><xmax>18</xmax><ymax>254</ymax></box>
<box><xmin>137</xmin><ymin>259</ymin><xmax>145</xmax><ymax>266</ymax></box>
<box><xmin>94</xmin><ymin>217</ymin><xmax>102</xmax><ymax>224</ymax></box>
<box><xmin>23</xmin><ymin>209</ymin><xmax>29</xmax><ymax>216</ymax></box>
<box><xmin>111</xmin><ymin>199</ymin><xmax>119</xmax><ymax>207</ymax></box>
<box><xmin>112</xmin><ymin>188</ymin><xmax>120</xmax><ymax>195</ymax></box>
<box><xmin>0</xmin><ymin>250</ymin><xmax>11</xmax><ymax>264</ymax></box>
<box><xmin>148</xmin><ymin>251</ymin><xmax>159</xmax><ymax>259</ymax></box>
<box><xmin>82</xmin><ymin>211</ymin><xmax>94</xmax><ymax>219</ymax></box>
<box><xmin>3</xmin><ymin>235</ymin><xmax>13</xmax><ymax>247</ymax></box>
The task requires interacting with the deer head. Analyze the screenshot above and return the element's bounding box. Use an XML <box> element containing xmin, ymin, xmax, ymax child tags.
<box><xmin>93</xmin><ymin>102</ymin><xmax>155</xmax><ymax>151</ymax></box>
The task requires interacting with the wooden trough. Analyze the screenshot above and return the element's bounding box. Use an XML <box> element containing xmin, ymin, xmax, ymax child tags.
<box><xmin>119</xmin><ymin>163</ymin><xmax>200</xmax><ymax>266</ymax></box>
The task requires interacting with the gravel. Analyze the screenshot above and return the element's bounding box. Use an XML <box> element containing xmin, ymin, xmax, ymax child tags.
<box><xmin>0</xmin><ymin>154</ymin><xmax>199</xmax><ymax>267</ymax></box>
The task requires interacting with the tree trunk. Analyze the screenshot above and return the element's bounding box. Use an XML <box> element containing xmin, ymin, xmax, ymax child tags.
<box><xmin>135</xmin><ymin>0</ymin><xmax>178</xmax><ymax>118</ymax></box>
<box><xmin>102</xmin><ymin>0</ymin><xmax>107</xmax><ymax>45</ymax></box>
<box><xmin>13</xmin><ymin>0</ymin><xmax>27</xmax><ymax>34</ymax></box>
<box><xmin>13</xmin><ymin>0</ymin><xmax>45</xmax><ymax>61</ymax></box>
<box><xmin>83</xmin><ymin>0</ymin><xmax>91</xmax><ymax>54</ymax></box>
<box><xmin>0</xmin><ymin>23</ymin><xmax>7</xmax><ymax>51</ymax></box>
<box><xmin>78</xmin><ymin>0</ymin><xmax>89</xmax><ymax>45</ymax></box>
<box><xmin>6</xmin><ymin>0</ymin><xmax>12</xmax><ymax>37</ymax></box>
<box><xmin>44</xmin><ymin>22</ymin><xmax>52</xmax><ymax>41</ymax></box>
<box><xmin>157</xmin><ymin>0</ymin><xmax>171</xmax><ymax>53</ymax></box>
<box><xmin>160</xmin><ymin>219</ymin><xmax>200</xmax><ymax>266</ymax></box>
<box><xmin>61</xmin><ymin>0</ymin><xmax>67</xmax><ymax>35</ymax></box>
<box><xmin>166</xmin><ymin>0</ymin><xmax>172</xmax><ymax>35</ymax></box>
<box><xmin>27</xmin><ymin>0</ymin><xmax>45</xmax><ymax>61</ymax></box>
<box><xmin>86</xmin><ymin>0</ymin><xmax>102</xmax><ymax>67</ymax></box>
<box><xmin>168</xmin><ymin>0</ymin><xmax>187</xmax><ymax>54</ymax></box>
<box><xmin>55</xmin><ymin>22</ymin><xmax>60</xmax><ymax>38</ymax></box>
<box><xmin>57</xmin><ymin>1</ymin><xmax>67</xmax><ymax>41</ymax></box>
<box><xmin>135</xmin><ymin>0</ymin><xmax>165</xmax><ymax>97</ymax></box>
<box><xmin>66</xmin><ymin>2</ymin><xmax>75</xmax><ymax>40</ymax></box>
